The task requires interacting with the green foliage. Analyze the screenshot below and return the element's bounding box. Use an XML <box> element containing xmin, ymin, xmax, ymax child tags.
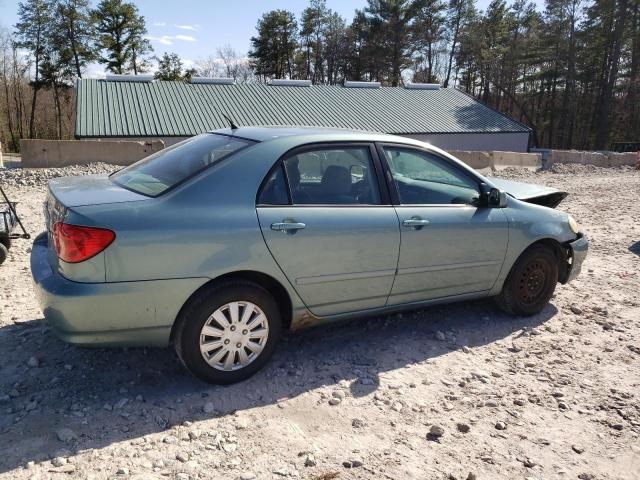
<box><xmin>154</xmin><ymin>52</ymin><xmax>185</xmax><ymax>81</ymax></box>
<box><xmin>92</xmin><ymin>0</ymin><xmax>152</xmax><ymax>74</ymax></box>
<box><xmin>249</xmin><ymin>10</ymin><xmax>298</xmax><ymax>79</ymax></box>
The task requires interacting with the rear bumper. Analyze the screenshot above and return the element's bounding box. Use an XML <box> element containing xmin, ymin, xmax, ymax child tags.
<box><xmin>30</xmin><ymin>233</ymin><xmax>207</xmax><ymax>347</ymax></box>
<box><xmin>564</xmin><ymin>233</ymin><xmax>588</xmax><ymax>283</ymax></box>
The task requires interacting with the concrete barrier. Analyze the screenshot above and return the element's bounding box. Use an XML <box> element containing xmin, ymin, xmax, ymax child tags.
<box><xmin>447</xmin><ymin>151</ymin><xmax>492</xmax><ymax>170</ymax></box>
<box><xmin>546</xmin><ymin>150</ymin><xmax>608</xmax><ymax>167</ymax></box>
<box><xmin>20</xmin><ymin>139</ymin><xmax>165</xmax><ymax>168</ymax></box>
<box><xmin>605</xmin><ymin>152</ymin><xmax>637</xmax><ymax>167</ymax></box>
<box><xmin>448</xmin><ymin>150</ymin><xmax>541</xmax><ymax>171</ymax></box>
<box><xmin>491</xmin><ymin>151</ymin><xmax>541</xmax><ymax>170</ymax></box>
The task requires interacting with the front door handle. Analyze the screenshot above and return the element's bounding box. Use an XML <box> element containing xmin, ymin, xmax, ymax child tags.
<box><xmin>402</xmin><ymin>218</ymin><xmax>430</xmax><ymax>228</ymax></box>
<box><xmin>271</xmin><ymin>222</ymin><xmax>306</xmax><ymax>232</ymax></box>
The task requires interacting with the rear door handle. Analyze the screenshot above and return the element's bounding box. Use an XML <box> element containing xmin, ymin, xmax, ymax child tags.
<box><xmin>271</xmin><ymin>222</ymin><xmax>306</xmax><ymax>232</ymax></box>
<box><xmin>402</xmin><ymin>218</ymin><xmax>430</xmax><ymax>228</ymax></box>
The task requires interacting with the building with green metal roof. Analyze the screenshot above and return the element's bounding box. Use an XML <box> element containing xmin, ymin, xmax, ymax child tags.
<box><xmin>75</xmin><ymin>77</ymin><xmax>532</xmax><ymax>152</ymax></box>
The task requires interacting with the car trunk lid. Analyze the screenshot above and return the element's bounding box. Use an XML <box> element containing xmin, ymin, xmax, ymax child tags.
<box><xmin>47</xmin><ymin>174</ymin><xmax>148</xmax><ymax>208</ymax></box>
<box><xmin>490</xmin><ymin>178</ymin><xmax>568</xmax><ymax>208</ymax></box>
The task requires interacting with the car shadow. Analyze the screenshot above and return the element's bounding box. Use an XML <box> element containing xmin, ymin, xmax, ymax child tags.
<box><xmin>629</xmin><ymin>240</ymin><xmax>640</xmax><ymax>256</ymax></box>
<box><xmin>0</xmin><ymin>299</ymin><xmax>557</xmax><ymax>473</ymax></box>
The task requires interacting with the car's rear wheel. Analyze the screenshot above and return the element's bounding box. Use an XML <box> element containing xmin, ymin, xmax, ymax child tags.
<box><xmin>496</xmin><ymin>245</ymin><xmax>558</xmax><ymax>316</ymax></box>
<box><xmin>174</xmin><ymin>281</ymin><xmax>282</xmax><ymax>384</ymax></box>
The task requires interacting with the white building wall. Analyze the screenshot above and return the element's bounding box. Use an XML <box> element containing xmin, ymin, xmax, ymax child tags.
<box><xmin>400</xmin><ymin>132</ymin><xmax>530</xmax><ymax>152</ymax></box>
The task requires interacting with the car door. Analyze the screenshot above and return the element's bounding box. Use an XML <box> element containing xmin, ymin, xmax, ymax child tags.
<box><xmin>379</xmin><ymin>144</ymin><xmax>509</xmax><ymax>305</ymax></box>
<box><xmin>256</xmin><ymin>143</ymin><xmax>400</xmax><ymax>317</ymax></box>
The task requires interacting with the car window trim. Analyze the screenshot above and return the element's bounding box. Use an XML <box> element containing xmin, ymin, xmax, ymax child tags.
<box><xmin>255</xmin><ymin>141</ymin><xmax>392</xmax><ymax>207</ymax></box>
<box><xmin>375</xmin><ymin>142</ymin><xmax>483</xmax><ymax>206</ymax></box>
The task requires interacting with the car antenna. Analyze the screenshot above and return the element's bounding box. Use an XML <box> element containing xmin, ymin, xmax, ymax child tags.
<box><xmin>223</xmin><ymin>114</ymin><xmax>239</xmax><ymax>130</ymax></box>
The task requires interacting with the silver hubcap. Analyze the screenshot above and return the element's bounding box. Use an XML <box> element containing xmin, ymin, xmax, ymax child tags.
<box><xmin>199</xmin><ymin>301</ymin><xmax>269</xmax><ymax>371</ymax></box>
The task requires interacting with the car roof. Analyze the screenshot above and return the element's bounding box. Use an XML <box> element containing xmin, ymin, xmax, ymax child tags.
<box><xmin>209</xmin><ymin>126</ymin><xmax>421</xmax><ymax>144</ymax></box>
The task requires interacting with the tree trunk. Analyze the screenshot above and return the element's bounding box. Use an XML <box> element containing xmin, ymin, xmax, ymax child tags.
<box><xmin>444</xmin><ymin>12</ymin><xmax>461</xmax><ymax>88</ymax></box>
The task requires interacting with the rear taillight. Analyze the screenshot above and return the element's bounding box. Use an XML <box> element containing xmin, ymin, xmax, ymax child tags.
<box><xmin>52</xmin><ymin>223</ymin><xmax>115</xmax><ymax>263</ymax></box>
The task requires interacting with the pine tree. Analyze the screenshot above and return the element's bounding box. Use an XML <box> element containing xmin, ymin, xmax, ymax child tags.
<box><xmin>92</xmin><ymin>0</ymin><xmax>152</xmax><ymax>74</ymax></box>
<box><xmin>412</xmin><ymin>0</ymin><xmax>447</xmax><ymax>83</ymax></box>
<box><xmin>55</xmin><ymin>0</ymin><xmax>95</xmax><ymax>78</ymax></box>
<box><xmin>154</xmin><ymin>52</ymin><xmax>184</xmax><ymax>81</ymax></box>
<box><xmin>249</xmin><ymin>10</ymin><xmax>298</xmax><ymax>80</ymax></box>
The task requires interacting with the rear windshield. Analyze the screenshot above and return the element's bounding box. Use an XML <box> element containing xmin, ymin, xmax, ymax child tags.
<box><xmin>111</xmin><ymin>133</ymin><xmax>254</xmax><ymax>196</ymax></box>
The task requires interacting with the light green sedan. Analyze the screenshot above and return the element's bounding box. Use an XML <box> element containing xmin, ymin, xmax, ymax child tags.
<box><xmin>31</xmin><ymin>127</ymin><xmax>588</xmax><ymax>384</ymax></box>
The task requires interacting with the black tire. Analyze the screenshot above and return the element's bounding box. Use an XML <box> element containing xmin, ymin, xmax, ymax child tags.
<box><xmin>0</xmin><ymin>243</ymin><xmax>7</xmax><ymax>265</ymax></box>
<box><xmin>495</xmin><ymin>245</ymin><xmax>559</xmax><ymax>316</ymax></box>
<box><xmin>0</xmin><ymin>236</ymin><xmax>11</xmax><ymax>250</ymax></box>
<box><xmin>174</xmin><ymin>281</ymin><xmax>282</xmax><ymax>385</ymax></box>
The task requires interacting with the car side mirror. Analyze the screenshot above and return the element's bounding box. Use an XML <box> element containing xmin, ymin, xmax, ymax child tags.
<box><xmin>480</xmin><ymin>183</ymin><xmax>508</xmax><ymax>208</ymax></box>
<box><xmin>488</xmin><ymin>187</ymin><xmax>507</xmax><ymax>208</ymax></box>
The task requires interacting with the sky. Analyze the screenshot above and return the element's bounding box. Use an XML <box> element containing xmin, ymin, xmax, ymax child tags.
<box><xmin>0</xmin><ymin>0</ymin><xmax>543</xmax><ymax>77</ymax></box>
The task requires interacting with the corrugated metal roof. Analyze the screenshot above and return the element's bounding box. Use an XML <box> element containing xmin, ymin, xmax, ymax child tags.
<box><xmin>75</xmin><ymin>79</ymin><xmax>531</xmax><ymax>138</ymax></box>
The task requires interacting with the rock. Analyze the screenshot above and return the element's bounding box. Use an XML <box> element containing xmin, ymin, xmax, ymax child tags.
<box><xmin>328</xmin><ymin>397</ymin><xmax>341</xmax><ymax>406</ymax></box>
<box><xmin>514</xmin><ymin>398</ymin><xmax>526</xmax><ymax>406</ymax></box>
<box><xmin>235</xmin><ymin>417</ymin><xmax>249</xmax><ymax>430</ymax></box>
<box><xmin>391</xmin><ymin>402</ymin><xmax>403</xmax><ymax>412</ymax></box>
<box><xmin>51</xmin><ymin>457</ymin><xmax>66</xmax><ymax>467</ymax></box>
<box><xmin>27</xmin><ymin>356</ymin><xmax>39</xmax><ymax>368</ymax></box>
<box><xmin>435</xmin><ymin>331</ymin><xmax>446</xmax><ymax>341</ymax></box>
<box><xmin>238</xmin><ymin>474</ymin><xmax>256</xmax><ymax>480</ymax></box>
<box><xmin>304</xmin><ymin>454</ymin><xmax>317</xmax><ymax>467</ymax></box>
<box><xmin>558</xmin><ymin>401</ymin><xmax>569</xmax><ymax>410</ymax></box>
<box><xmin>611</xmin><ymin>423</ymin><xmax>624</xmax><ymax>431</ymax></box>
<box><xmin>332</xmin><ymin>390</ymin><xmax>346</xmax><ymax>400</ymax></box>
<box><xmin>523</xmin><ymin>457</ymin><xmax>536</xmax><ymax>468</ymax></box>
<box><xmin>572</xmin><ymin>444</ymin><xmax>585</xmax><ymax>454</ymax></box>
<box><xmin>26</xmin><ymin>461</ymin><xmax>35</xmax><ymax>469</ymax></box>
<box><xmin>462</xmin><ymin>346</ymin><xmax>471</xmax><ymax>354</ymax></box>
<box><xmin>570</xmin><ymin>305</ymin><xmax>583</xmax><ymax>314</ymax></box>
<box><xmin>485</xmin><ymin>399</ymin><xmax>499</xmax><ymax>408</ymax></box>
<box><xmin>176</xmin><ymin>452</ymin><xmax>189</xmax><ymax>463</ymax></box>
<box><xmin>457</xmin><ymin>423</ymin><xmax>470</xmax><ymax>433</ymax></box>
<box><xmin>163</xmin><ymin>435</ymin><xmax>178</xmax><ymax>444</ymax></box>
<box><xmin>495</xmin><ymin>421</ymin><xmax>507</xmax><ymax>430</ymax></box>
<box><xmin>203</xmin><ymin>402</ymin><xmax>215</xmax><ymax>414</ymax></box>
<box><xmin>116</xmin><ymin>467</ymin><xmax>129</xmax><ymax>475</ymax></box>
<box><xmin>56</xmin><ymin>428</ymin><xmax>78</xmax><ymax>443</ymax></box>
<box><xmin>466</xmin><ymin>473</ymin><xmax>477</xmax><ymax>480</ymax></box>
<box><xmin>343</xmin><ymin>459</ymin><xmax>363</xmax><ymax>468</ymax></box>
<box><xmin>53</xmin><ymin>464</ymin><xmax>76</xmax><ymax>473</ymax></box>
<box><xmin>428</xmin><ymin>424</ymin><xmax>445</xmax><ymax>439</ymax></box>
<box><xmin>352</xmin><ymin>418</ymin><xmax>365</xmax><ymax>428</ymax></box>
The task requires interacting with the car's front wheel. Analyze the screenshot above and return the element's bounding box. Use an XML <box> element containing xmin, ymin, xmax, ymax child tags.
<box><xmin>174</xmin><ymin>281</ymin><xmax>282</xmax><ymax>384</ymax></box>
<box><xmin>496</xmin><ymin>245</ymin><xmax>559</xmax><ymax>316</ymax></box>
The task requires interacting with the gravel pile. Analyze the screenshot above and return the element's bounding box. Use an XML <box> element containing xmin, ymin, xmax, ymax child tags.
<box><xmin>0</xmin><ymin>163</ymin><xmax>118</xmax><ymax>188</ymax></box>
<box><xmin>489</xmin><ymin>163</ymin><xmax>635</xmax><ymax>181</ymax></box>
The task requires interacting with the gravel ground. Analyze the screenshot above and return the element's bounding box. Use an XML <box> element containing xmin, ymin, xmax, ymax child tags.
<box><xmin>0</xmin><ymin>163</ymin><xmax>639</xmax><ymax>480</ymax></box>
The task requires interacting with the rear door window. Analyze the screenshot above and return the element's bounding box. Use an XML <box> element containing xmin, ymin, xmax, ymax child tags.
<box><xmin>284</xmin><ymin>146</ymin><xmax>381</xmax><ymax>205</ymax></box>
<box><xmin>111</xmin><ymin>133</ymin><xmax>254</xmax><ymax>196</ymax></box>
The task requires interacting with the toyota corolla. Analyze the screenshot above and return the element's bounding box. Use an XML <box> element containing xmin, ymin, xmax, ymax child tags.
<box><xmin>31</xmin><ymin>127</ymin><xmax>588</xmax><ymax>384</ymax></box>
